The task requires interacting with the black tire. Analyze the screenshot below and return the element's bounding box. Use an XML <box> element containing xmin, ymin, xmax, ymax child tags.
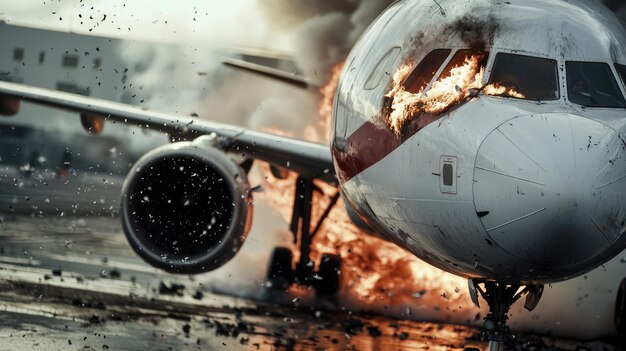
<box><xmin>266</xmin><ymin>247</ymin><xmax>294</xmax><ymax>291</ymax></box>
<box><xmin>313</xmin><ymin>254</ymin><xmax>341</xmax><ymax>296</ymax></box>
<box><xmin>616</xmin><ymin>278</ymin><xmax>626</xmax><ymax>335</ymax></box>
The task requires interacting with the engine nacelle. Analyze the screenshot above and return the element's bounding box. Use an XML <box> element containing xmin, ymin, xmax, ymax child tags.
<box><xmin>121</xmin><ymin>138</ymin><xmax>253</xmax><ymax>274</ymax></box>
<box><xmin>0</xmin><ymin>95</ymin><xmax>20</xmax><ymax>116</ymax></box>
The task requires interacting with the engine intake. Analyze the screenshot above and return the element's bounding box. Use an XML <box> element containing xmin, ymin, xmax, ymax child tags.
<box><xmin>121</xmin><ymin>138</ymin><xmax>252</xmax><ymax>274</ymax></box>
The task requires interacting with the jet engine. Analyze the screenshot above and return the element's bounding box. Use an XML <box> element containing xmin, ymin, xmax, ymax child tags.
<box><xmin>120</xmin><ymin>137</ymin><xmax>253</xmax><ymax>274</ymax></box>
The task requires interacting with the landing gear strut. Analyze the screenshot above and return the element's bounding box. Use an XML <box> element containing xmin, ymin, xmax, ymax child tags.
<box><xmin>266</xmin><ymin>176</ymin><xmax>342</xmax><ymax>296</ymax></box>
<box><xmin>468</xmin><ymin>279</ymin><xmax>544</xmax><ymax>350</ymax></box>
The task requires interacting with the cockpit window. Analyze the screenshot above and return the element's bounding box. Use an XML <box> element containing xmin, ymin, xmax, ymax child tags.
<box><xmin>364</xmin><ymin>47</ymin><xmax>401</xmax><ymax>90</ymax></box>
<box><xmin>403</xmin><ymin>49</ymin><xmax>451</xmax><ymax>93</ymax></box>
<box><xmin>566</xmin><ymin>62</ymin><xmax>626</xmax><ymax>108</ymax></box>
<box><xmin>489</xmin><ymin>53</ymin><xmax>559</xmax><ymax>101</ymax></box>
<box><xmin>440</xmin><ymin>49</ymin><xmax>489</xmax><ymax>81</ymax></box>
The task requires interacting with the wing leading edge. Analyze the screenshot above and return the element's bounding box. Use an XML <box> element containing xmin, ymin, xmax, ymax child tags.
<box><xmin>0</xmin><ymin>80</ymin><xmax>336</xmax><ymax>183</ymax></box>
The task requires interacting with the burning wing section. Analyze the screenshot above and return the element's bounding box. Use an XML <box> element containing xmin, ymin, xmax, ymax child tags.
<box><xmin>0</xmin><ymin>80</ymin><xmax>336</xmax><ymax>274</ymax></box>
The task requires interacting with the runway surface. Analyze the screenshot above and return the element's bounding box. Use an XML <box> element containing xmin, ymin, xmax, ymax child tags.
<box><xmin>0</xmin><ymin>214</ymin><xmax>622</xmax><ymax>351</ymax></box>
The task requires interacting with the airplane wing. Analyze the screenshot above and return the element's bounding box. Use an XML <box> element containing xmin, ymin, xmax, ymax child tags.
<box><xmin>0</xmin><ymin>80</ymin><xmax>336</xmax><ymax>183</ymax></box>
<box><xmin>222</xmin><ymin>57</ymin><xmax>314</xmax><ymax>89</ymax></box>
<box><xmin>222</xmin><ymin>47</ymin><xmax>315</xmax><ymax>89</ymax></box>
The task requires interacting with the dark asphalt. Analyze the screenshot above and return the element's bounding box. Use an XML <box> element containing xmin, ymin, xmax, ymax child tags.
<box><xmin>0</xmin><ymin>215</ymin><xmax>622</xmax><ymax>351</ymax></box>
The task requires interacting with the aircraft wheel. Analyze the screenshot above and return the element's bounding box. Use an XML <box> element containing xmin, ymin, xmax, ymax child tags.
<box><xmin>313</xmin><ymin>254</ymin><xmax>341</xmax><ymax>296</ymax></box>
<box><xmin>616</xmin><ymin>278</ymin><xmax>626</xmax><ymax>334</ymax></box>
<box><xmin>265</xmin><ymin>247</ymin><xmax>294</xmax><ymax>290</ymax></box>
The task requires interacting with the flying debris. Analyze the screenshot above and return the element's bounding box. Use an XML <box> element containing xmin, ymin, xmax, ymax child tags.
<box><xmin>0</xmin><ymin>0</ymin><xmax>626</xmax><ymax>349</ymax></box>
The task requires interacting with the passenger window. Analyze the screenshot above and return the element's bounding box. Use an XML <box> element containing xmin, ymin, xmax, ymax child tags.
<box><xmin>567</xmin><ymin>61</ymin><xmax>626</xmax><ymax>108</ymax></box>
<box><xmin>62</xmin><ymin>55</ymin><xmax>79</xmax><ymax>68</ymax></box>
<box><xmin>489</xmin><ymin>53</ymin><xmax>559</xmax><ymax>101</ymax></box>
<box><xmin>364</xmin><ymin>47</ymin><xmax>401</xmax><ymax>90</ymax></box>
<box><xmin>13</xmin><ymin>48</ymin><xmax>24</xmax><ymax>61</ymax></box>
<box><xmin>403</xmin><ymin>49</ymin><xmax>451</xmax><ymax>93</ymax></box>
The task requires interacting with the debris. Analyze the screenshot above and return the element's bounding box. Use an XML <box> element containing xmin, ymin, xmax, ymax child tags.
<box><xmin>158</xmin><ymin>281</ymin><xmax>185</xmax><ymax>296</ymax></box>
<box><xmin>182</xmin><ymin>324</ymin><xmax>191</xmax><ymax>336</ymax></box>
<box><xmin>343</xmin><ymin>318</ymin><xmax>364</xmax><ymax>335</ymax></box>
<box><xmin>192</xmin><ymin>290</ymin><xmax>204</xmax><ymax>300</ymax></box>
<box><xmin>212</xmin><ymin>320</ymin><xmax>253</xmax><ymax>338</ymax></box>
<box><xmin>100</xmin><ymin>269</ymin><xmax>120</xmax><ymax>279</ymax></box>
<box><xmin>109</xmin><ymin>269</ymin><xmax>121</xmax><ymax>279</ymax></box>
<box><xmin>88</xmin><ymin>315</ymin><xmax>102</xmax><ymax>325</ymax></box>
<box><xmin>367</xmin><ymin>326</ymin><xmax>382</xmax><ymax>337</ymax></box>
<box><xmin>71</xmin><ymin>298</ymin><xmax>106</xmax><ymax>310</ymax></box>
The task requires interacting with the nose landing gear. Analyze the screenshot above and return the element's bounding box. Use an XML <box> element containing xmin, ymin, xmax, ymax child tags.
<box><xmin>468</xmin><ymin>279</ymin><xmax>544</xmax><ymax>350</ymax></box>
<box><xmin>265</xmin><ymin>176</ymin><xmax>342</xmax><ymax>296</ymax></box>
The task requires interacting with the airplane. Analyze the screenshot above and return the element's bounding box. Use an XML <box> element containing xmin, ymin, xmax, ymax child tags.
<box><xmin>1</xmin><ymin>0</ymin><xmax>626</xmax><ymax>349</ymax></box>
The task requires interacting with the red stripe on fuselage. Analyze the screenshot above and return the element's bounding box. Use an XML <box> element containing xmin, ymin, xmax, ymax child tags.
<box><xmin>332</xmin><ymin>120</ymin><xmax>400</xmax><ymax>182</ymax></box>
<box><xmin>332</xmin><ymin>111</ymin><xmax>441</xmax><ymax>182</ymax></box>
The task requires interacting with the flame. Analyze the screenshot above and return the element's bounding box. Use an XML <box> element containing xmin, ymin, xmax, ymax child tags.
<box><xmin>386</xmin><ymin>54</ymin><xmax>525</xmax><ymax>135</ymax></box>
<box><xmin>255</xmin><ymin>60</ymin><xmax>475</xmax><ymax>318</ymax></box>
<box><xmin>257</xmin><ymin>165</ymin><xmax>470</xmax><ymax>310</ymax></box>
<box><xmin>483</xmin><ymin>83</ymin><xmax>525</xmax><ymax>99</ymax></box>
<box><xmin>318</xmin><ymin>63</ymin><xmax>345</xmax><ymax>143</ymax></box>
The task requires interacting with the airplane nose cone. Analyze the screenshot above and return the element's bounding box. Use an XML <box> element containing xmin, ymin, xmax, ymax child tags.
<box><xmin>474</xmin><ymin>114</ymin><xmax>626</xmax><ymax>274</ymax></box>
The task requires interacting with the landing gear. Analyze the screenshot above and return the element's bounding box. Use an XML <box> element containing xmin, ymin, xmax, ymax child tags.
<box><xmin>266</xmin><ymin>247</ymin><xmax>294</xmax><ymax>290</ymax></box>
<box><xmin>468</xmin><ymin>279</ymin><xmax>544</xmax><ymax>350</ymax></box>
<box><xmin>616</xmin><ymin>278</ymin><xmax>626</xmax><ymax>334</ymax></box>
<box><xmin>265</xmin><ymin>176</ymin><xmax>342</xmax><ymax>296</ymax></box>
<box><xmin>313</xmin><ymin>253</ymin><xmax>341</xmax><ymax>296</ymax></box>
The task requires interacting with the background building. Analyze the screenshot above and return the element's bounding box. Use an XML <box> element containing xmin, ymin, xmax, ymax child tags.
<box><xmin>0</xmin><ymin>22</ymin><xmax>173</xmax><ymax>214</ymax></box>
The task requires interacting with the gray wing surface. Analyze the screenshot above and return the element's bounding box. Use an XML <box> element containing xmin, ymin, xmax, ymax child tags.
<box><xmin>0</xmin><ymin>80</ymin><xmax>335</xmax><ymax>183</ymax></box>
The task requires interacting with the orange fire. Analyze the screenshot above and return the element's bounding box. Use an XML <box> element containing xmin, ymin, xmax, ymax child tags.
<box><xmin>386</xmin><ymin>54</ymin><xmax>525</xmax><ymax>135</ymax></box>
<box><xmin>257</xmin><ymin>164</ymin><xmax>470</xmax><ymax>311</ymax></box>
<box><xmin>318</xmin><ymin>63</ymin><xmax>345</xmax><ymax>142</ymax></box>
<box><xmin>256</xmin><ymin>61</ymin><xmax>474</xmax><ymax>319</ymax></box>
<box><xmin>483</xmin><ymin>83</ymin><xmax>525</xmax><ymax>99</ymax></box>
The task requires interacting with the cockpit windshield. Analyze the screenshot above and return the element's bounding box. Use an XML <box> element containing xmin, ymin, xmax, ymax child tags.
<box><xmin>488</xmin><ymin>53</ymin><xmax>559</xmax><ymax>101</ymax></box>
<box><xmin>566</xmin><ymin>61</ymin><xmax>626</xmax><ymax>108</ymax></box>
<box><xmin>614</xmin><ymin>63</ymin><xmax>626</xmax><ymax>92</ymax></box>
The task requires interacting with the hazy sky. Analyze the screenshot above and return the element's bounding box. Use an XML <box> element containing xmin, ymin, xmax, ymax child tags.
<box><xmin>0</xmin><ymin>0</ymin><xmax>290</xmax><ymax>49</ymax></box>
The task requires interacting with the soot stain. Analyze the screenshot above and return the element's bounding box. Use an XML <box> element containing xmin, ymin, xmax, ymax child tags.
<box><xmin>442</xmin><ymin>14</ymin><xmax>500</xmax><ymax>51</ymax></box>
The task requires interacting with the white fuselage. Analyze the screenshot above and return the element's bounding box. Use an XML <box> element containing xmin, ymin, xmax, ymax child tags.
<box><xmin>331</xmin><ymin>0</ymin><xmax>626</xmax><ymax>284</ymax></box>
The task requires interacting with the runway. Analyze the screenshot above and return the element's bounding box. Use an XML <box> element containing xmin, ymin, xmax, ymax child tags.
<box><xmin>0</xmin><ymin>215</ymin><xmax>622</xmax><ymax>351</ymax></box>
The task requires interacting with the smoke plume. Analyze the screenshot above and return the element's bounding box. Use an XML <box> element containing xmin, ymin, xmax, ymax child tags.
<box><xmin>258</xmin><ymin>0</ymin><xmax>394</xmax><ymax>84</ymax></box>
